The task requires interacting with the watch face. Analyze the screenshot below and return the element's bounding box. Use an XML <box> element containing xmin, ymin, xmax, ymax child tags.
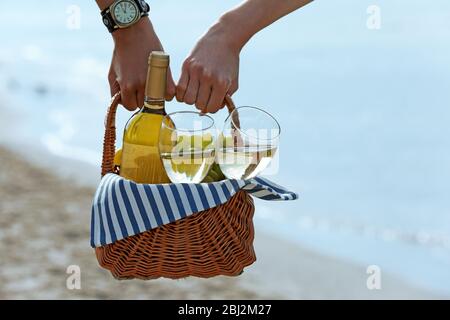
<box><xmin>113</xmin><ymin>1</ymin><xmax>138</xmax><ymax>26</ymax></box>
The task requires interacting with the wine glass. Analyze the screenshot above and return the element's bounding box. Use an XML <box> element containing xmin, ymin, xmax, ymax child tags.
<box><xmin>159</xmin><ymin>111</ymin><xmax>216</xmax><ymax>183</ymax></box>
<box><xmin>217</xmin><ymin>106</ymin><xmax>280</xmax><ymax>180</ymax></box>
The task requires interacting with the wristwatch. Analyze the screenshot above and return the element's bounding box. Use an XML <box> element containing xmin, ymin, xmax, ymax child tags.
<box><xmin>101</xmin><ymin>0</ymin><xmax>150</xmax><ymax>33</ymax></box>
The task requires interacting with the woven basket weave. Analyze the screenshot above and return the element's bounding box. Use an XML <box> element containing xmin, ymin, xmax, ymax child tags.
<box><xmin>95</xmin><ymin>93</ymin><xmax>256</xmax><ymax>280</ymax></box>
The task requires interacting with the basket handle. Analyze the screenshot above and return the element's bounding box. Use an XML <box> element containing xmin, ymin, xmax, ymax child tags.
<box><xmin>101</xmin><ymin>93</ymin><xmax>238</xmax><ymax>177</ymax></box>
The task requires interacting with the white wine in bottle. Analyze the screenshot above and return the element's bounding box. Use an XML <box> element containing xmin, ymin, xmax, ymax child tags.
<box><xmin>120</xmin><ymin>51</ymin><xmax>173</xmax><ymax>184</ymax></box>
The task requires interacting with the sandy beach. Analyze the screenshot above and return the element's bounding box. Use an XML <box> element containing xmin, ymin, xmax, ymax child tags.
<box><xmin>0</xmin><ymin>145</ymin><xmax>441</xmax><ymax>299</ymax></box>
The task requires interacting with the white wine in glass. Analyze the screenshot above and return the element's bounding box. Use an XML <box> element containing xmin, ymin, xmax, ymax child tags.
<box><xmin>161</xmin><ymin>147</ymin><xmax>215</xmax><ymax>184</ymax></box>
<box><xmin>160</xmin><ymin>112</ymin><xmax>216</xmax><ymax>183</ymax></box>
<box><xmin>217</xmin><ymin>106</ymin><xmax>280</xmax><ymax>180</ymax></box>
<box><xmin>216</xmin><ymin>145</ymin><xmax>277</xmax><ymax>180</ymax></box>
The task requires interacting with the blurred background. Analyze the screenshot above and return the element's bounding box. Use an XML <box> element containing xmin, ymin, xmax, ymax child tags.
<box><xmin>1</xmin><ymin>0</ymin><xmax>450</xmax><ymax>299</ymax></box>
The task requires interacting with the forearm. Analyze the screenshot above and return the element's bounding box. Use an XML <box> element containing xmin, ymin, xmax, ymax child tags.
<box><xmin>96</xmin><ymin>0</ymin><xmax>114</xmax><ymax>10</ymax></box>
<box><xmin>216</xmin><ymin>0</ymin><xmax>313</xmax><ymax>51</ymax></box>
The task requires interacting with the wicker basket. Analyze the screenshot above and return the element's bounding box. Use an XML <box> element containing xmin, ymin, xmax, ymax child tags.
<box><xmin>95</xmin><ymin>93</ymin><xmax>256</xmax><ymax>280</ymax></box>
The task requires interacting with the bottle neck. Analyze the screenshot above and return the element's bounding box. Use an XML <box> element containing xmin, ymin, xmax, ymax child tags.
<box><xmin>142</xmin><ymin>99</ymin><xmax>166</xmax><ymax>115</ymax></box>
<box><xmin>143</xmin><ymin>52</ymin><xmax>170</xmax><ymax>115</ymax></box>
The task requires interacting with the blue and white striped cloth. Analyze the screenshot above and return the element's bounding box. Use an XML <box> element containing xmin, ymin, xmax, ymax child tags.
<box><xmin>91</xmin><ymin>173</ymin><xmax>298</xmax><ymax>247</ymax></box>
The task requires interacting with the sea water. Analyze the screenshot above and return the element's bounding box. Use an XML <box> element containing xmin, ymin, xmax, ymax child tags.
<box><xmin>1</xmin><ymin>0</ymin><xmax>450</xmax><ymax>294</ymax></box>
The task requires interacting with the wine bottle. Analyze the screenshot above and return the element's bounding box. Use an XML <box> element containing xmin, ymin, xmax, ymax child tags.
<box><xmin>120</xmin><ymin>51</ymin><xmax>173</xmax><ymax>184</ymax></box>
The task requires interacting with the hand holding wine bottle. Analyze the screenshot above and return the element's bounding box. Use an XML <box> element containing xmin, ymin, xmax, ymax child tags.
<box><xmin>108</xmin><ymin>17</ymin><xmax>176</xmax><ymax>110</ymax></box>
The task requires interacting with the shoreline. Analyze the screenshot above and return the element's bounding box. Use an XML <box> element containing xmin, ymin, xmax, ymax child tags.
<box><xmin>0</xmin><ymin>144</ymin><xmax>442</xmax><ymax>299</ymax></box>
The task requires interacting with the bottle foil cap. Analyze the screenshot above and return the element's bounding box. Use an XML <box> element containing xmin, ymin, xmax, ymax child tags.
<box><xmin>148</xmin><ymin>51</ymin><xmax>169</xmax><ymax>67</ymax></box>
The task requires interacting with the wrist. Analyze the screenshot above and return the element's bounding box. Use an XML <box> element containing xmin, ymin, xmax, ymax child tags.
<box><xmin>212</xmin><ymin>11</ymin><xmax>254</xmax><ymax>53</ymax></box>
<box><xmin>112</xmin><ymin>17</ymin><xmax>156</xmax><ymax>44</ymax></box>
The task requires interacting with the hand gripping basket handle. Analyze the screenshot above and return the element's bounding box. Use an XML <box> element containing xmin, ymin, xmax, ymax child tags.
<box><xmin>101</xmin><ymin>93</ymin><xmax>238</xmax><ymax>177</ymax></box>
